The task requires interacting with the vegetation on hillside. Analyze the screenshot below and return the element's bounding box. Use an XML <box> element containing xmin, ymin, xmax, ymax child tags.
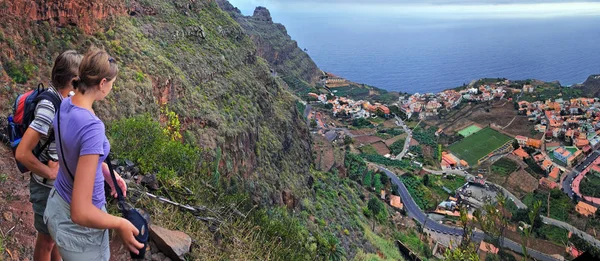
<box><xmin>580</xmin><ymin>171</ymin><xmax>600</xmax><ymax>197</ymax></box>
<box><xmin>491</xmin><ymin>158</ymin><xmax>519</xmax><ymax>177</ymax></box>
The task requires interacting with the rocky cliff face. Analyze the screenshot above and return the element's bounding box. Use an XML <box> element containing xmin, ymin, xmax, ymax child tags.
<box><xmin>574</xmin><ymin>74</ymin><xmax>600</xmax><ymax>97</ymax></box>
<box><xmin>0</xmin><ymin>0</ymin><xmax>127</xmax><ymax>33</ymax></box>
<box><xmin>217</xmin><ymin>0</ymin><xmax>322</xmax><ymax>85</ymax></box>
<box><xmin>0</xmin><ymin>0</ymin><xmax>312</xmax><ymax>207</ymax></box>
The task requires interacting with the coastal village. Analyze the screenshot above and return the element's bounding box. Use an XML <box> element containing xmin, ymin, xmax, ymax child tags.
<box><xmin>307</xmin><ymin>73</ymin><xmax>600</xmax><ymax>260</ymax></box>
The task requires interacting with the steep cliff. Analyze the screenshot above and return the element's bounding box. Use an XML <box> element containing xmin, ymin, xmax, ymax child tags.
<box><xmin>0</xmin><ymin>1</ymin><xmax>408</xmax><ymax>260</ymax></box>
<box><xmin>0</xmin><ymin>0</ymin><xmax>311</xmax><ymax>207</ymax></box>
<box><xmin>216</xmin><ymin>0</ymin><xmax>322</xmax><ymax>85</ymax></box>
<box><xmin>573</xmin><ymin>74</ymin><xmax>600</xmax><ymax>97</ymax></box>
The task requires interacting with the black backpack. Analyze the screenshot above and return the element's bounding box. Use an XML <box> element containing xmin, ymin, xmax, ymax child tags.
<box><xmin>6</xmin><ymin>83</ymin><xmax>61</xmax><ymax>173</ymax></box>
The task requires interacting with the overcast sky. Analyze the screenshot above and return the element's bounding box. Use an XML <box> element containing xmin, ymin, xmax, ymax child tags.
<box><xmin>228</xmin><ymin>0</ymin><xmax>600</xmax><ymax>19</ymax></box>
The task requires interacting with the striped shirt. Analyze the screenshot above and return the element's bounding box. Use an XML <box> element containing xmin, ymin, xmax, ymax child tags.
<box><xmin>29</xmin><ymin>86</ymin><xmax>62</xmax><ymax>164</ymax></box>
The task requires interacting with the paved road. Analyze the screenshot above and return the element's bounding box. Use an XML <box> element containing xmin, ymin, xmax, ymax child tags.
<box><xmin>303</xmin><ymin>104</ymin><xmax>312</xmax><ymax>119</ymax></box>
<box><xmin>561</xmin><ymin>151</ymin><xmax>600</xmax><ymax>199</ymax></box>
<box><xmin>394</xmin><ymin>116</ymin><xmax>412</xmax><ymax>160</ymax></box>
<box><xmin>380</xmin><ymin>166</ymin><xmax>559</xmax><ymax>261</ymax></box>
<box><xmin>541</xmin><ymin>216</ymin><xmax>600</xmax><ymax>248</ymax></box>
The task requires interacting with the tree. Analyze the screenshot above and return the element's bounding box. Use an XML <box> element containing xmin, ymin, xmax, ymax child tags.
<box><xmin>512</xmin><ymin>140</ymin><xmax>519</xmax><ymax>150</ymax></box>
<box><xmin>368</xmin><ymin>197</ymin><xmax>384</xmax><ymax>231</ymax></box>
<box><xmin>318</xmin><ymin>233</ymin><xmax>344</xmax><ymax>261</ymax></box>
<box><xmin>374</xmin><ymin>173</ymin><xmax>383</xmax><ymax>192</ymax></box>
<box><xmin>310</xmin><ymin>119</ymin><xmax>317</xmax><ymax>129</ymax></box>
<box><xmin>363</xmin><ymin>171</ymin><xmax>373</xmax><ymax>188</ymax></box>
<box><xmin>423</xmin><ymin>174</ymin><xmax>431</xmax><ymax>187</ymax></box>
<box><xmin>521</xmin><ymin>201</ymin><xmax>542</xmax><ymax>261</ymax></box>
<box><xmin>343</xmin><ymin>135</ymin><xmax>353</xmax><ymax>145</ymax></box>
<box><xmin>375</xmin><ymin>108</ymin><xmax>386</xmax><ymax>118</ymax></box>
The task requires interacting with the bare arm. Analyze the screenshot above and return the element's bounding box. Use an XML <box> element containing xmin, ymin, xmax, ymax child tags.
<box><xmin>71</xmin><ymin>154</ymin><xmax>143</xmax><ymax>253</ymax></box>
<box><xmin>102</xmin><ymin>162</ymin><xmax>127</xmax><ymax>198</ymax></box>
<box><xmin>15</xmin><ymin>127</ymin><xmax>57</xmax><ymax>179</ymax></box>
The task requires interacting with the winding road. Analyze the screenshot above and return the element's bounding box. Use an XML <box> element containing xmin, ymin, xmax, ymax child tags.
<box><xmin>379</xmin><ymin>166</ymin><xmax>560</xmax><ymax>261</ymax></box>
<box><xmin>394</xmin><ymin>116</ymin><xmax>412</xmax><ymax>160</ymax></box>
<box><xmin>541</xmin><ymin>216</ymin><xmax>600</xmax><ymax>248</ymax></box>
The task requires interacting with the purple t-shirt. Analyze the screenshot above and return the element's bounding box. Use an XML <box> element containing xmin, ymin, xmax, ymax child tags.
<box><xmin>53</xmin><ymin>97</ymin><xmax>109</xmax><ymax>209</ymax></box>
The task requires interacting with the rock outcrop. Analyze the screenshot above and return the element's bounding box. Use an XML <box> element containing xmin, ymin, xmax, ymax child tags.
<box><xmin>573</xmin><ymin>74</ymin><xmax>600</xmax><ymax>97</ymax></box>
<box><xmin>150</xmin><ymin>226</ymin><xmax>192</xmax><ymax>261</ymax></box>
<box><xmin>216</xmin><ymin>0</ymin><xmax>322</xmax><ymax>85</ymax></box>
<box><xmin>0</xmin><ymin>0</ymin><xmax>127</xmax><ymax>33</ymax></box>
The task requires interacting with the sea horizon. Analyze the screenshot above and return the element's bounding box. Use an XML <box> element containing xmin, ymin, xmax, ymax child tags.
<box><xmin>230</xmin><ymin>1</ymin><xmax>600</xmax><ymax>94</ymax></box>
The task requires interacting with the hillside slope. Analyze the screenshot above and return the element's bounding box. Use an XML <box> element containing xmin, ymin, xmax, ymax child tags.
<box><xmin>573</xmin><ymin>74</ymin><xmax>600</xmax><ymax>97</ymax></box>
<box><xmin>0</xmin><ymin>0</ymin><xmax>311</xmax><ymax>206</ymax></box>
<box><xmin>216</xmin><ymin>0</ymin><xmax>322</xmax><ymax>85</ymax></box>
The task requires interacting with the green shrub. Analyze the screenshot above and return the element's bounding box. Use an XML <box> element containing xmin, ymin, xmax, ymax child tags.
<box><xmin>134</xmin><ymin>70</ymin><xmax>145</xmax><ymax>82</ymax></box>
<box><xmin>107</xmin><ymin>115</ymin><xmax>201</xmax><ymax>182</ymax></box>
<box><xmin>388</xmin><ymin>139</ymin><xmax>406</xmax><ymax>155</ymax></box>
<box><xmin>4</xmin><ymin>61</ymin><xmax>28</xmax><ymax>83</ymax></box>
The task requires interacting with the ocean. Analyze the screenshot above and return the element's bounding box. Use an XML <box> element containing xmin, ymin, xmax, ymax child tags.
<box><xmin>231</xmin><ymin>1</ymin><xmax>600</xmax><ymax>94</ymax></box>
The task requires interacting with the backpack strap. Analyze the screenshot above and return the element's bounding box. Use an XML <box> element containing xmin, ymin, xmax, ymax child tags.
<box><xmin>32</xmin><ymin>90</ymin><xmax>62</xmax><ymax>159</ymax></box>
<box><xmin>56</xmin><ymin>105</ymin><xmax>75</xmax><ymax>181</ymax></box>
<box><xmin>56</xmin><ymin>105</ymin><xmax>126</xmax><ymax>211</ymax></box>
<box><xmin>105</xmin><ymin>155</ymin><xmax>127</xmax><ymax>212</ymax></box>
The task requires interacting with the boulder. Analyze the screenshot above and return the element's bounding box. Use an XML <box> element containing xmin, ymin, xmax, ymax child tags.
<box><xmin>141</xmin><ymin>173</ymin><xmax>160</xmax><ymax>191</ymax></box>
<box><xmin>150</xmin><ymin>226</ymin><xmax>191</xmax><ymax>261</ymax></box>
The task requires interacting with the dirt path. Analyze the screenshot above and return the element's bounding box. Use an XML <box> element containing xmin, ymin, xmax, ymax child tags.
<box><xmin>0</xmin><ymin>145</ymin><xmax>37</xmax><ymax>261</ymax></box>
<box><xmin>502</xmin><ymin>116</ymin><xmax>517</xmax><ymax>129</ymax></box>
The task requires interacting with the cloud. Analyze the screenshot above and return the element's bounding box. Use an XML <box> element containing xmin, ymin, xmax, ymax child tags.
<box><xmin>229</xmin><ymin>0</ymin><xmax>600</xmax><ymax>19</ymax></box>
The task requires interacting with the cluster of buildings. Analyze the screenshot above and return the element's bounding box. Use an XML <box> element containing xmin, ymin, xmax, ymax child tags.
<box><xmin>517</xmin><ymin>98</ymin><xmax>600</xmax><ymax>150</ymax></box>
<box><xmin>308</xmin><ymin>93</ymin><xmax>390</xmax><ymax>119</ymax></box>
<box><xmin>397</xmin><ymin>90</ymin><xmax>463</xmax><ymax>119</ymax></box>
<box><xmin>397</xmin><ymin>80</ymin><xmax>520</xmax><ymax>119</ymax></box>
<box><xmin>510</xmin><ymin>97</ymin><xmax>600</xmax><ymax>189</ymax></box>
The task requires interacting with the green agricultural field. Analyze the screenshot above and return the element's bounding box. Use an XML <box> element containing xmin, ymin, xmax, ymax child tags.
<box><xmin>449</xmin><ymin>127</ymin><xmax>512</xmax><ymax>166</ymax></box>
<box><xmin>458</xmin><ymin>124</ymin><xmax>482</xmax><ymax>137</ymax></box>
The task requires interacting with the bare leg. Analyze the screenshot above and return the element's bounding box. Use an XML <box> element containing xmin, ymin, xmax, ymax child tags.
<box><xmin>51</xmin><ymin>244</ymin><xmax>61</xmax><ymax>261</ymax></box>
<box><xmin>34</xmin><ymin>233</ymin><xmax>59</xmax><ymax>261</ymax></box>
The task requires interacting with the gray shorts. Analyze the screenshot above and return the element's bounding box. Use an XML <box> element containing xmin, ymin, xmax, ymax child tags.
<box><xmin>29</xmin><ymin>178</ymin><xmax>51</xmax><ymax>235</ymax></box>
<box><xmin>44</xmin><ymin>188</ymin><xmax>110</xmax><ymax>261</ymax></box>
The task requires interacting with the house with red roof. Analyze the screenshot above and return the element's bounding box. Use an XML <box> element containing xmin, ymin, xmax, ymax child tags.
<box><xmin>539</xmin><ymin>177</ymin><xmax>558</xmax><ymax>190</ymax></box>
<box><xmin>548</xmin><ymin>167</ymin><xmax>560</xmax><ymax>181</ymax></box>
<box><xmin>513</xmin><ymin>148</ymin><xmax>530</xmax><ymax>159</ymax></box>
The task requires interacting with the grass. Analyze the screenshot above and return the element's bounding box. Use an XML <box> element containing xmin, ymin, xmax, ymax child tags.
<box><xmin>458</xmin><ymin>125</ymin><xmax>482</xmax><ymax>137</ymax></box>
<box><xmin>360</xmin><ymin>145</ymin><xmax>379</xmax><ymax>155</ymax></box>
<box><xmin>448</xmin><ymin>127</ymin><xmax>513</xmax><ymax>166</ymax></box>
<box><xmin>580</xmin><ymin>171</ymin><xmax>600</xmax><ymax>197</ymax></box>
<box><xmin>537</xmin><ymin>224</ymin><xmax>569</xmax><ymax>246</ymax></box>
<box><xmin>393</xmin><ymin>229</ymin><xmax>433</xmax><ymax>260</ymax></box>
<box><xmin>426</xmin><ymin>175</ymin><xmax>466</xmax><ymax>204</ymax></box>
<box><xmin>491</xmin><ymin>158</ymin><xmax>519</xmax><ymax>176</ymax></box>
<box><xmin>362</xmin><ymin>223</ymin><xmax>405</xmax><ymax>260</ymax></box>
<box><xmin>523</xmin><ymin>189</ymin><xmax>574</xmax><ymax>221</ymax></box>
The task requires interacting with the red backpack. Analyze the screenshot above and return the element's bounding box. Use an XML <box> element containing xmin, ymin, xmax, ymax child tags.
<box><xmin>6</xmin><ymin>83</ymin><xmax>61</xmax><ymax>173</ymax></box>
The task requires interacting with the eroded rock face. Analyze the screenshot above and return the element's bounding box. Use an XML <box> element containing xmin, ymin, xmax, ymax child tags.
<box><xmin>150</xmin><ymin>226</ymin><xmax>192</xmax><ymax>261</ymax></box>
<box><xmin>281</xmin><ymin>189</ymin><xmax>296</xmax><ymax>209</ymax></box>
<box><xmin>252</xmin><ymin>6</ymin><xmax>272</xmax><ymax>23</ymax></box>
<box><xmin>0</xmin><ymin>0</ymin><xmax>127</xmax><ymax>33</ymax></box>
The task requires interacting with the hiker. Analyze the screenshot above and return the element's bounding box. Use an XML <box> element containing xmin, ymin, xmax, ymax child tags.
<box><xmin>15</xmin><ymin>50</ymin><xmax>82</xmax><ymax>261</ymax></box>
<box><xmin>44</xmin><ymin>47</ymin><xmax>143</xmax><ymax>260</ymax></box>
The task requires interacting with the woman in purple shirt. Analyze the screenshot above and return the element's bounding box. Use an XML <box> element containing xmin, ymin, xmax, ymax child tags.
<box><xmin>44</xmin><ymin>48</ymin><xmax>143</xmax><ymax>260</ymax></box>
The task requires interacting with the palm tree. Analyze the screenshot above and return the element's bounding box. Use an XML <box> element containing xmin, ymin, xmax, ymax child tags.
<box><xmin>319</xmin><ymin>233</ymin><xmax>344</xmax><ymax>261</ymax></box>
